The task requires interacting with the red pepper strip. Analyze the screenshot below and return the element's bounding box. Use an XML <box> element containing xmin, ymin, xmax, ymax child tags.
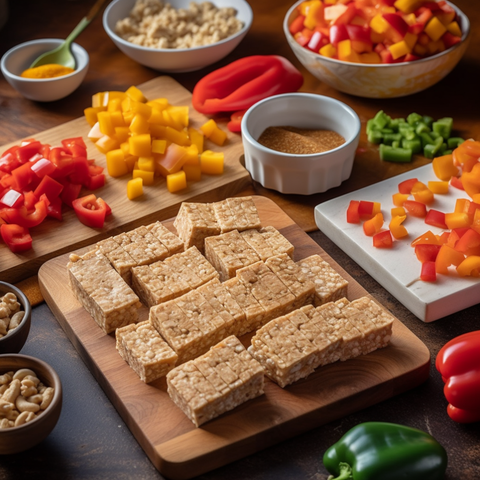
<box><xmin>436</xmin><ymin>331</ymin><xmax>480</xmax><ymax>423</ymax></box>
<box><xmin>192</xmin><ymin>56</ymin><xmax>303</xmax><ymax>115</ymax></box>
<box><xmin>227</xmin><ymin>110</ymin><xmax>247</xmax><ymax>133</ymax></box>
<box><xmin>72</xmin><ymin>194</ymin><xmax>109</xmax><ymax>228</ymax></box>
<box><xmin>3</xmin><ymin>198</ymin><xmax>48</xmax><ymax>229</ymax></box>
<box><xmin>0</xmin><ymin>223</ymin><xmax>32</xmax><ymax>253</ymax></box>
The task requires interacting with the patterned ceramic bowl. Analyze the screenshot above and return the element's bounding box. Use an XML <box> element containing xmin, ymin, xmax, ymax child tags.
<box><xmin>283</xmin><ymin>0</ymin><xmax>470</xmax><ymax>98</ymax></box>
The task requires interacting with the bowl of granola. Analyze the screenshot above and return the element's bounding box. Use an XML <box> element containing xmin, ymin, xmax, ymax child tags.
<box><xmin>0</xmin><ymin>282</ymin><xmax>31</xmax><ymax>355</ymax></box>
<box><xmin>103</xmin><ymin>0</ymin><xmax>253</xmax><ymax>72</ymax></box>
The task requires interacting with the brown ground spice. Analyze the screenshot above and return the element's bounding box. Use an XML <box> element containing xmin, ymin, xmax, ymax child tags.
<box><xmin>257</xmin><ymin>126</ymin><xmax>345</xmax><ymax>154</ymax></box>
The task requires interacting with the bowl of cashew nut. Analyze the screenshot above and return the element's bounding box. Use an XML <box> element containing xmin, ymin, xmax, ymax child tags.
<box><xmin>0</xmin><ymin>354</ymin><xmax>62</xmax><ymax>453</ymax></box>
<box><xmin>0</xmin><ymin>282</ymin><xmax>31</xmax><ymax>354</ymax></box>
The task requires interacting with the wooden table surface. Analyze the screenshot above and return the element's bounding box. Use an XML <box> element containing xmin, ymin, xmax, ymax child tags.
<box><xmin>1</xmin><ymin>0</ymin><xmax>479</xmax><ymax>478</ymax></box>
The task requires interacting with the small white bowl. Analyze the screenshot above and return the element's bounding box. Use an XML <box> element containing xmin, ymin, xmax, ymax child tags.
<box><xmin>241</xmin><ymin>93</ymin><xmax>360</xmax><ymax>195</ymax></box>
<box><xmin>103</xmin><ymin>0</ymin><xmax>253</xmax><ymax>73</ymax></box>
<box><xmin>284</xmin><ymin>0</ymin><xmax>470</xmax><ymax>98</ymax></box>
<box><xmin>0</xmin><ymin>39</ymin><xmax>89</xmax><ymax>102</ymax></box>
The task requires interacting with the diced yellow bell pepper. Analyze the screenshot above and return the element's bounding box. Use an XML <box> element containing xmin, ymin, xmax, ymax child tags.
<box><xmin>95</xmin><ymin>135</ymin><xmax>119</xmax><ymax>154</ymax></box>
<box><xmin>319</xmin><ymin>43</ymin><xmax>337</xmax><ymax>58</ymax></box>
<box><xmin>92</xmin><ymin>92</ymin><xmax>107</xmax><ymax>108</ymax></box>
<box><xmin>413</xmin><ymin>188</ymin><xmax>434</xmax><ymax>205</ymax></box>
<box><xmin>166</xmin><ymin>171</ymin><xmax>187</xmax><ymax>193</ymax></box>
<box><xmin>447</xmin><ymin>21</ymin><xmax>462</xmax><ymax>37</ymax></box>
<box><xmin>370</xmin><ymin>14</ymin><xmax>389</xmax><ymax>34</ymax></box>
<box><xmin>426</xmin><ymin>39</ymin><xmax>445</xmax><ymax>55</ymax></box>
<box><xmin>115</xmin><ymin>126</ymin><xmax>130</xmax><ymax>143</ymax></box>
<box><xmin>98</xmin><ymin>112</ymin><xmax>116</xmax><ymax>137</ymax></box>
<box><xmin>125</xmin><ymin>85</ymin><xmax>147</xmax><ymax>103</ymax></box>
<box><xmin>107</xmin><ymin>97</ymin><xmax>123</xmax><ymax>113</ymax></box>
<box><xmin>133</xmin><ymin>168</ymin><xmax>154</xmax><ymax>186</ymax></box>
<box><xmin>188</xmin><ymin>127</ymin><xmax>204</xmax><ymax>153</ymax></box>
<box><xmin>389</xmin><ymin>214</ymin><xmax>408</xmax><ymax>239</ymax></box>
<box><xmin>391</xmin><ymin>207</ymin><xmax>406</xmax><ymax>217</ymax></box>
<box><xmin>425</xmin><ymin>16</ymin><xmax>447</xmax><ymax>42</ymax></box>
<box><xmin>183</xmin><ymin>164</ymin><xmax>202</xmax><ymax>182</ymax></box>
<box><xmin>120</xmin><ymin>141</ymin><xmax>130</xmax><ymax>156</ymax></box>
<box><xmin>299</xmin><ymin>0</ymin><xmax>317</xmax><ymax>16</ymax></box>
<box><xmin>137</xmin><ymin>156</ymin><xmax>155</xmax><ymax>172</ymax></box>
<box><xmin>432</xmin><ymin>154</ymin><xmax>458</xmax><ymax>181</ymax></box>
<box><xmin>151</xmin><ymin>139</ymin><xmax>167</xmax><ymax>155</ymax></box>
<box><xmin>122</xmin><ymin>111</ymin><xmax>134</xmax><ymax>126</ymax></box>
<box><xmin>127</xmin><ymin>177</ymin><xmax>143</xmax><ymax>200</ymax></box>
<box><xmin>392</xmin><ymin>193</ymin><xmax>410</xmax><ymax>207</ymax></box>
<box><xmin>199</xmin><ymin>119</ymin><xmax>217</xmax><ymax>137</ymax></box>
<box><xmin>304</xmin><ymin>0</ymin><xmax>323</xmax><ymax>30</ymax></box>
<box><xmin>106</xmin><ymin>149</ymin><xmax>128</xmax><ymax>177</ymax></box>
<box><xmin>162</xmin><ymin>110</ymin><xmax>183</xmax><ymax>131</ymax></box>
<box><xmin>428</xmin><ymin>181</ymin><xmax>449</xmax><ymax>194</ymax></box>
<box><xmin>129</xmin><ymin>134</ymin><xmax>151</xmax><ymax>157</ymax></box>
<box><xmin>109</xmin><ymin>111</ymin><xmax>126</xmax><ymax>128</ymax></box>
<box><xmin>445</xmin><ymin>212</ymin><xmax>471</xmax><ymax>229</ymax></box>
<box><xmin>359</xmin><ymin>52</ymin><xmax>381</xmax><ymax>64</ymax></box>
<box><xmin>338</xmin><ymin>39</ymin><xmax>360</xmax><ymax>62</ymax></box>
<box><xmin>457</xmin><ymin>256</ymin><xmax>480</xmax><ymax>277</ymax></box>
<box><xmin>129</xmin><ymin>114</ymin><xmax>150</xmax><ymax>134</ymax></box>
<box><xmin>105</xmin><ymin>91</ymin><xmax>127</xmax><ymax>103</ymax></box>
<box><xmin>148</xmin><ymin>108</ymin><xmax>164</xmax><ymax>125</ymax></box>
<box><xmin>125</xmin><ymin>155</ymin><xmax>137</xmax><ymax>172</ymax></box>
<box><xmin>404</xmin><ymin>32</ymin><xmax>418</xmax><ymax>50</ymax></box>
<box><xmin>200</xmin><ymin>150</ymin><xmax>224</xmax><ymax>175</ymax></box>
<box><xmin>147</xmin><ymin>98</ymin><xmax>169</xmax><ymax>110</ymax></box>
<box><xmin>209</xmin><ymin>127</ymin><xmax>227</xmax><ymax>146</ymax></box>
<box><xmin>394</xmin><ymin>0</ymin><xmax>422</xmax><ymax>14</ymax></box>
<box><xmin>182</xmin><ymin>145</ymin><xmax>199</xmax><ymax>166</ymax></box>
<box><xmin>402</xmin><ymin>13</ymin><xmax>417</xmax><ymax>25</ymax></box>
<box><xmin>84</xmin><ymin>106</ymin><xmax>106</xmax><ymax>127</ymax></box>
<box><xmin>151</xmin><ymin>125</ymin><xmax>190</xmax><ymax>146</ymax></box>
<box><xmin>389</xmin><ymin>40</ymin><xmax>410</xmax><ymax>60</ymax></box>
<box><xmin>167</xmin><ymin>105</ymin><xmax>189</xmax><ymax>128</ymax></box>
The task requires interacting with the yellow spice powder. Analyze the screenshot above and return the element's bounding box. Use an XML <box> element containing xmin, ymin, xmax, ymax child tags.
<box><xmin>21</xmin><ymin>64</ymin><xmax>75</xmax><ymax>79</ymax></box>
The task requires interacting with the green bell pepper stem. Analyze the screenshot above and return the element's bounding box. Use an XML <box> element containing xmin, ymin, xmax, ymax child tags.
<box><xmin>327</xmin><ymin>462</ymin><xmax>353</xmax><ymax>480</ymax></box>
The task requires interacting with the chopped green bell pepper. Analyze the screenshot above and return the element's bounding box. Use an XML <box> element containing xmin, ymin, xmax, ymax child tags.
<box><xmin>323</xmin><ymin>422</ymin><xmax>448</xmax><ymax>480</ymax></box>
<box><xmin>379</xmin><ymin>144</ymin><xmax>412</xmax><ymax>162</ymax></box>
<box><xmin>432</xmin><ymin>117</ymin><xmax>453</xmax><ymax>139</ymax></box>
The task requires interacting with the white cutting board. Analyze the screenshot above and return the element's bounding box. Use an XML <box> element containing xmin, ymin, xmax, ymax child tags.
<box><xmin>315</xmin><ymin>164</ymin><xmax>480</xmax><ymax>322</ymax></box>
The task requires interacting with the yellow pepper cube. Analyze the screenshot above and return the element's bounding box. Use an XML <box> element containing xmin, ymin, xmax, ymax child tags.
<box><xmin>148</xmin><ymin>107</ymin><xmax>164</xmax><ymax>125</ymax></box>
<box><xmin>319</xmin><ymin>43</ymin><xmax>337</xmax><ymax>58</ymax></box>
<box><xmin>393</xmin><ymin>0</ymin><xmax>421</xmax><ymax>14</ymax></box>
<box><xmin>84</xmin><ymin>106</ymin><xmax>106</xmax><ymax>127</ymax></box>
<box><xmin>138</xmin><ymin>156</ymin><xmax>155</xmax><ymax>172</ymax></box>
<box><xmin>200</xmin><ymin>119</ymin><xmax>218</xmax><ymax>137</ymax></box>
<box><xmin>445</xmin><ymin>212</ymin><xmax>470</xmax><ymax>230</ymax></box>
<box><xmin>110</xmin><ymin>111</ymin><xmax>126</xmax><ymax>128</ymax></box>
<box><xmin>389</xmin><ymin>40</ymin><xmax>410</xmax><ymax>60</ymax></box>
<box><xmin>188</xmin><ymin>127</ymin><xmax>204</xmax><ymax>153</ymax></box>
<box><xmin>391</xmin><ymin>207</ymin><xmax>406</xmax><ymax>217</ymax></box>
<box><xmin>200</xmin><ymin>150</ymin><xmax>224</xmax><ymax>175</ymax></box>
<box><xmin>95</xmin><ymin>135</ymin><xmax>120</xmax><ymax>154</ymax></box>
<box><xmin>92</xmin><ymin>92</ymin><xmax>107</xmax><ymax>108</ymax></box>
<box><xmin>152</xmin><ymin>139</ymin><xmax>167</xmax><ymax>155</ymax></box>
<box><xmin>125</xmin><ymin>85</ymin><xmax>147</xmax><ymax>103</ymax></box>
<box><xmin>166</xmin><ymin>171</ymin><xmax>187</xmax><ymax>193</ymax></box>
<box><xmin>133</xmin><ymin>169</ymin><xmax>154</xmax><ymax>186</ymax></box>
<box><xmin>370</xmin><ymin>14</ymin><xmax>389</xmax><ymax>34</ymax></box>
<box><xmin>125</xmin><ymin>155</ymin><xmax>137</xmax><ymax>172</ymax></box>
<box><xmin>209</xmin><ymin>127</ymin><xmax>227</xmax><ymax>146</ymax></box>
<box><xmin>107</xmin><ymin>97</ymin><xmax>123</xmax><ymax>113</ymax></box>
<box><xmin>337</xmin><ymin>39</ymin><xmax>360</xmax><ymax>62</ymax></box>
<box><xmin>404</xmin><ymin>32</ymin><xmax>418</xmax><ymax>50</ymax></box>
<box><xmin>392</xmin><ymin>193</ymin><xmax>410</xmax><ymax>207</ymax></box>
<box><xmin>147</xmin><ymin>98</ymin><xmax>169</xmax><ymax>110</ymax></box>
<box><xmin>304</xmin><ymin>0</ymin><xmax>323</xmax><ymax>30</ymax></box>
<box><xmin>182</xmin><ymin>145</ymin><xmax>199</xmax><ymax>166</ymax></box>
<box><xmin>97</xmin><ymin>112</ymin><xmax>116</xmax><ymax>137</ymax></box>
<box><xmin>114</xmin><ymin>126</ymin><xmax>130</xmax><ymax>143</ymax></box>
<box><xmin>432</xmin><ymin>154</ymin><xmax>458</xmax><ymax>181</ymax></box>
<box><xmin>122</xmin><ymin>111</ymin><xmax>134</xmax><ymax>126</ymax></box>
<box><xmin>120</xmin><ymin>141</ymin><xmax>130</xmax><ymax>156</ymax></box>
<box><xmin>161</xmin><ymin>110</ymin><xmax>183</xmax><ymax>131</ymax></box>
<box><xmin>106</xmin><ymin>149</ymin><xmax>128</xmax><ymax>177</ymax></box>
<box><xmin>129</xmin><ymin>134</ymin><xmax>151</xmax><ymax>157</ymax></box>
<box><xmin>428</xmin><ymin>181</ymin><xmax>449</xmax><ymax>194</ymax></box>
<box><xmin>183</xmin><ymin>164</ymin><xmax>202</xmax><ymax>182</ymax></box>
<box><xmin>359</xmin><ymin>52</ymin><xmax>381</xmax><ymax>64</ymax></box>
<box><xmin>447</xmin><ymin>21</ymin><xmax>462</xmax><ymax>37</ymax></box>
<box><xmin>425</xmin><ymin>16</ymin><xmax>447</xmax><ymax>42</ymax></box>
<box><xmin>163</xmin><ymin>126</ymin><xmax>190</xmax><ymax>146</ymax></box>
<box><xmin>106</xmin><ymin>91</ymin><xmax>127</xmax><ymax>102</ymax></box>
<box><xmin>129</xmin><ymin>113</ymin><xmax>150</xmax><ymax>134</ymax></box>
<box><xmin>167</xmin><ymin>105</ymin><xmax>189</xmax><ymax>128</ymax></box>
<box><xmin>127</xmin><ymin>177</ymin><xmax>143</xmax><ymax>200</ymax></box>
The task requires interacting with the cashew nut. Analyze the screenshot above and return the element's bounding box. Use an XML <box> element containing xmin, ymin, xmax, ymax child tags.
<box><xmin>0</xmin><ymin>320</ymin><xmax>7</xmax><ymax>336</ymax></box>
<box><xmin>2</xmin><ymin>379</ymin><xmax>20</xmax><ymax>403</ymax></box>
<box><xmin>15</xmin><ymin>395</ymin><xmax>40</xmax><ymax>413</ymax></box>
<box><xmin>5</xmin><ymin>409</ymin><xmax>19</xmax><ymax>421</ymax></box>
<box><xmin>0</xmin><ymin>418</ymin><xmax>9</xmax><ymax>429</ymax></box>
<box><xmin>22</xmin><ymin>375</ymin><xmax>40</xmax><ymax>387</ymax></box>
<box><xmin>14</xmin><ymin>411</ymin><xmax>36</xmax><ymax>427</ymax></box>
<box><xmin>0</xmin><ymin>385</ymin><xmax>7</xmax><ymax>396</ymax></box>
<box><xmin>0</xmin><ymin>373</ymin><xmax>12</xmax><ymax>385</ymax></box>
<box><xmin>20</xmin><ymin>385</ymin><xmax>37</xmax><ymax>398</ymax></box>
<box><xmin>12</xmin><ymin>369</ymin><xmax>36</xmax><ymax>381</ymax></box>
<box><xmin>27</xmin><ymin>394</ymin><xmax>43</xmax><ymax>405</ymax></box>
<box><xmin>9</xmin><ymin>311</ymin><xmax>24</xmax><ymax>330</ymax></box>
<box><xmin>40</xmin><ymin>388</ymin><xmax>54</xmax><ymax>410</ymax></box>
<box><xmin>0</xmin><ymin>399</ymin><xmax>14</xmax><ymax>414</ymax></box>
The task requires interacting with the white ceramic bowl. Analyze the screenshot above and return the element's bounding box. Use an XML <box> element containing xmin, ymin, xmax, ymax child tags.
<box><xmin>284</xmin><ymin>0</ymin><xmax>470</xmax><ymax>98</ymax></box>
<box><xmin>241</xmin><ymin>93</ymin><xmax>361</xmax><ymax>195</ymax></box>
<box><xmin>103</xmin><ymin>0</ymin><xmax>253</xmax><ymax>73</ymax></box>
<box><xmin>0</xmin><ymin>39</ymin><xmax>89</xmax><ymax>102</ymax></box>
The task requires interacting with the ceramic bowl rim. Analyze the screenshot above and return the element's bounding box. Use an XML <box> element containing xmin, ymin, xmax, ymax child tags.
<box><xmin>0</xmin><ymin>281</ymin><xmax>31</xmax><ymax>348</ymax></box>
<box><xmin>103</xmin><ymin>0</ymin><xmax>253</xmax><ymax>53</ymax></box>
<box><xmin>283</xmin><ymin>0</ymin><xmax>470</xmax><ymax>68</ymax></box>
<box><xmin>0</xmin><ymin>38</ymin><xmax>89</xmax><ymax>82</ymax></box>
<box><xmin>241</xmin><ymin>92</ymin><xmax>361</xmax><ymax>159</ymax></box>
<box><xmin>0</xmin><ymin>353</ymin><xmax>62</xmax><ymax>433</ymax></box>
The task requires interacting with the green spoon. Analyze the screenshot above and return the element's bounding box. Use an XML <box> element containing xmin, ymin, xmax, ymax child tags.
<box><xmin>29</xmin><ymin>0</ymin><xmax>108</xmax><ymax>70</ymax></box>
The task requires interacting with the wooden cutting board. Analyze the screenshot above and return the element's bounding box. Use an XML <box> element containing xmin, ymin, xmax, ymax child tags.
<box><xmin>38</xmin><ymin>196</ymin><xmax>430</xmax><ymax>480</ymax></box>
<box><xmin>0</xmin><ymin>76</ymin><xmax>251</xmax><ymax>284</ymax></box>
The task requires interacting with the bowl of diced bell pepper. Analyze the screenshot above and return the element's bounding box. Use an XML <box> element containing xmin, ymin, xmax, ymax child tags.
<box><xmin>283</xmin><ymin>0</ymin><xmax>470</xmax><ymax>98</ymax></box>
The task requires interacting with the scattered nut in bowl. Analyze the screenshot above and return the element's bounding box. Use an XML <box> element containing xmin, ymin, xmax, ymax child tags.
<box><xmin>241</xmin><ymin>93</ymin><xmax>361</xmax><ymax>195</ymax></box>
<box><xmin>0</xmin><ymin>354</ymin><xmax>62</xmax><ymax>454</ymax></box>
<box><xmin>103</xmin><ymin>0</ymin><xmax>253</xmax><ymax>72</ymax></box>
<box><xmin>0</xmin><ymin>39</ymin><xmax>89</xmax><ymax>102</ymax></box>
<box><xmin>283</xmin><ymin>0</ymin><xmax>470</xmax><ymax>98</ymax></box>
<box><xmin>0</xmin><ymin>282</ymin><xmax>31</xmax><ymax>355</ymax></box>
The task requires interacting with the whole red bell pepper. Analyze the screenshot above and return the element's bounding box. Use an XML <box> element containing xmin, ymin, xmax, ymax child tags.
<box><xmin>192</xmin><ymin>55</ymin><xmax>303</xmax><ymax>129</ymax></box>
<box><xmin>436</xmin><ymin>331</ymin><xmax>480</xmax><ymax>423</ymax></box>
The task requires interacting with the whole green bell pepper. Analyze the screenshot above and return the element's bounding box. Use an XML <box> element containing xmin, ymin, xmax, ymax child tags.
<box><xmin>323</xmin><ymin>422</ymin><xmax>447</xmax><ymax>480</ymax></box>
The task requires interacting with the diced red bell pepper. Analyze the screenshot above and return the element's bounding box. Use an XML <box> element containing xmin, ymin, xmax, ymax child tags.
<box><xmin>346</xmin><ymin>200</ymin><xmax>361</xmax><ymax>224</ymax></box>
<box><xmin>307</xmin><ymin>30</ymin><xmax>330</xmax><ymax>51</ymax></box>
<box><xmin>404</xmin><ymin>200</ymin><xmax>427</xmax><ymax>217</ymax></box>
<box><xmin>60</xmin><ymin>181</ymin><xmax>82</xmax><ymax>207</ymax></box>
<box><xmin>30</xmin><ymin>157</ymin><xmax>56</xmax><ymax>178</ymax></box>
<box><xmin>330</xmin><ymin>24</ymin><xmax>349</xmax><ymax>46</ymax></box>
<box><xmin>398</xmin><ymin>178</ymin><xmax>419</xmax><ymax>194</ymax></box>
<box><xmin>358</xmin><ymin>200</ymin><xmax>380</xmax><ymax>219</ymax></box>
<box><xmin>373</xmin><ymin>230</ymin><xmax>393</xmax><ymax>248</ymax></box>
<box><xmin>15</xmin><ymin>141</ymin><xmax>43</xmax><ymax>163</ymax></box>
<box><xmin>442</xmin><ymin>31</ymin><xmax>462</xmax><ymax>49</ymax></box>
<box><xmin>425</xmin><ymin>209</ymin><xmax>447</xmax><ymax>229</ymax></box>
<box><xmin>289</xmin><ymin>14</ymin><xmax>306</xmax><ymax>35</ymax></box>
<box><xmin>454</xmin><ymin>229</ymin><xmax>480</xmax><ymax>256</ymax></box>
<box><xmin>0</xmin><ymin>223</ymin><xmax>32</xmax><ymax>253</ymax></box>
<box><xmin>415</xmin><ymin>244</ymin><xmax>441</xmax><ymax>263</ymax></box>
<box><xmin>0</xmin><ymin>189</ymin><xmax>23</xmax><ymax>209</ymax></box>
<box><xmin>72</xmin><ymin>194</ymin><xmax>110</xmax><ymax>229</ymax></box>
<box><xmin>450</xmin><ymin>176</ymin><xmax>464</xmax><ymax>190</ymax></box>
<box><xmin>23</xmin><ymin>190</ymin><xmax>38</xmax><ymax>211</ymax></box>
<box><xmin>34</xmin><ymin>175</ymin><xmax>64</xmax><ymax>201</ymax></box>
<box><xmin>382</xmin><ymin>13</ymin><xmax>409</xmax><ymax>43</ymax></box>
<box><xmin>3</xmin><ymin>197</ymin><xmax>48</xmax><ymax>229</ymax></box>
<box><xmin>11</xmin><ymin>163</ymin><xmax>34</xmax><ymax>190</ymax></box>
<box><xmin>420</xmin><ymin>261</ymin><xmax>436</xmax><ymax>282</ymax></box>
<box><xmin>49</xmin><ymin>147</ymin><xmax>75</xmax><ymax>178</ymax></box>
<box><xmin>0</xmin><ymin>152</ymin><xmax>20</xmax><ymax>173</ymax></box>
<box><xmin>46</xmin><ymin>196</ymin><xmax>63</xmax><ymax>221</ymax></box>
<box><xmin>67</xmin><ymin>156</ymin><xmax>90</xmax><ymax>186</ymax></box>
<box><xmin>62</xmin><ymin>137</ymin><xmax>87</xmax><ymax>150</ymax></box>
<box><xmin>346</xmin><ymin>24</ymin><xmax>373</xmax><ymax>53</ymax></box>
<box><xmin>227</xmin><ymin>110</ymin><xmax>247</xmax><ymax>133</ymax></box>
<box><xmin>332</xmin><ymin>2</ymin><xmax>357</xmax><ymax>26</ymax></box>
<box><xmin>85</xmin><ymin>173</ymin><xmax>106</xmax><ymax>191</ymax></box>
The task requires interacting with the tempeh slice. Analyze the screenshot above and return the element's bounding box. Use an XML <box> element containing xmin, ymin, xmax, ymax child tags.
<box><xmin>297</xmin><ymin>254</ymin><xmax>348</xmax><ymax>306</ymax></box>
<box><xmin>259</xmin><ymin>226</ymin><xmax>294</xmax><ymax>258</ymax></box>
<box><xmin>146</xmin><ymin>221</ymin><xmax>184</xmax><ymax>255</ymax></box>
<box><xmin>94</xmin><ymin>238</ymin><xmax>137</xmax><ymax>285</ymax></box>
<box><xmin>225</xmin><ymin>197</ymin><xmax>262</xmax><ymax>232</ymax></box>
<box><xmin>116</xmin><ymin>320</ymin><xmax>178</xmax><ymax>383</ymax></box>
<box><xmin>68</xmin><ymin>252</ymin><xmax>141</xmax><ymax>334</ymax></box>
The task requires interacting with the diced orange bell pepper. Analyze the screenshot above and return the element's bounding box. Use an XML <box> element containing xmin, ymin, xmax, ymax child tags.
<box><xmin>428</xmin><ymin>181</ymin><xmax>449</xmax><ymax>194</ymax></box>
<box><xmin>166</xmin><ymin>171</ymin><xmax>187</xmax><ymax>193</ymax></box>
<box><xmin>424</xmin><ymin>16</ymin><xmax>447</xmax><ymax>41</ymax></box>
<box><xmin>413</xmin><ymin>188</ymin><xmax>434</xmax><ymax>205</ymax></box>
<box><xmin>457</xmin><ymin>256</ymin><xmax>480</xmax><ymax>277</ymax></box>
<box><xmin>127</xmin><ymin>177</ymin><xmax>143</xmax><ymax>200</ymax></box>
<box><xmin>389</xmin><ymin>214</ymin><xmax>408</xmax><ymax>239</ymax></box>
<box><xmin>445</xmin><ymin>212</ymin><xmax>471</xmax><ymax>230</ymax></box>
<box><xmin>435</xmin><ymin>244</ymin><xmax>465</xmax><ymax>275</ymax></box>
<box><xmin>363</xmin><ymin>212</ymin><xmax>384</xmax><ymax>236</ymax></box>
<box><xmin>411</xmin><ymin>230</ymin><xmax>440</xmax><ymax>246</ymax></box>
<box><xmin>391</xmin><ymin>206</ymin><xmax>406</xmax><ymax>217</ymax></box>
<box><xmin>392</xmin><ymin>193</ymin><xmax>410</xmax><ymax>207</ymax></box>
<box><xmin>454</xmin><ymin>228</ymin><xmax>480</xmax><ymax>256</ymax></box>
<box><xmin>461</xmin><ymin>163</ymin><xmax>480</xmax><ymax>199</ymax></box>
<box><xmin>432</xmin><ymin>154</ymin><xmax>458</xmax><ymax>181</ymax></box>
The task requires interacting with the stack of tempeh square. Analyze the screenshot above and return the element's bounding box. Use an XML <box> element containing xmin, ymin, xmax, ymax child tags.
<box><xmin>174</xmin><ymin>197</ymin><xmax>262</xmax><ymax>253</ymax></box>
<box><xmin>166</xmin><ymin>335</ymin><xmax>265</xmax><ymax>427</ymax></box>
<box><xmin>248</xmin><ymin>297</ymin><xmax>394</xmax><ymax>388</ymax></box>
